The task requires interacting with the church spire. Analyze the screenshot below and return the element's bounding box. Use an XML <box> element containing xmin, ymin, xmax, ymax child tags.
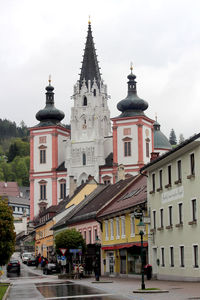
<box><xmin>79</xmin><ymin>20</ymin><xmax>101</xmax><ymax>89</ymax></box>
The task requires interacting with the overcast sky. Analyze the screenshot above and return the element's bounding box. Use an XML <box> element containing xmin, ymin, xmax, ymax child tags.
<box><xmin>1</xmin><ymin>0</ymin><xmax>200</xmax><ymax>140</ymax></box>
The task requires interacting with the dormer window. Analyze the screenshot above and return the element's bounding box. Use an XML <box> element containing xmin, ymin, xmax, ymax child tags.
<box><xmin>83</xmin><ymin>96</ymin><xmax>87</xmax><ymax>106</ymax></box>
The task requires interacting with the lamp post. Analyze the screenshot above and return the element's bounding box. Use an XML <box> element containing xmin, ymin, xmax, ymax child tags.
<box><xmin>137</xmin><ymin>217</ymin><xmax>146</xmax><ymax>290</ymax></box>
<box><xmin>95</xmin><ymin>236</ymin><xmax>101</xmax><ymax>281</ymax></box>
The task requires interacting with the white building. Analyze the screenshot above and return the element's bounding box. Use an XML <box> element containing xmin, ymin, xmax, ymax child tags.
<box><xmin>30</xmin><ymin>22</ymin><xmax>171</xmax><ymax>219</ymax></box>
<box><xmin>141</xmin><ymin>133</ymin><xmax>200</xmax><ymax>281</ymax></box>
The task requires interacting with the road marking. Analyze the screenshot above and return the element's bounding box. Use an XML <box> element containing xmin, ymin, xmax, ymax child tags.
<box><xmin>45</xmin><ymin>293</ymin><xmax>115</xmax><ymax>299</ymax></box>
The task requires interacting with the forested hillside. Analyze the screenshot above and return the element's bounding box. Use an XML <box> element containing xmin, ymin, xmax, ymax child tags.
<box><xmin>0</xmin><ymin>119</ymin><xmax>30</xmax><ymax>186</ymax></box>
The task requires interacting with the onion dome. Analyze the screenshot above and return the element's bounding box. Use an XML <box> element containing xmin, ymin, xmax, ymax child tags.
<box><xmin>35</xmin><ymin>77</ymin><xmax>65</xmax><ymax>127</ymax></box>
<box><xmin>154</xmin><ymin>120</ymin><xmax>172</xmax><ymax>150</ymax></box>
<box><xmin>117</xmin><ymin>65</ymin><xmax>148</xmax><ymax>118</ymax></box>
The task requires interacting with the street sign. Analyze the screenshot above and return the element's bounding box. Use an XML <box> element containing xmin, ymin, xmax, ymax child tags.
<box><xmin>134</xmin><ymin>207</ymin><xmax>143</xmax><ymax>219</ymax></box>
<box><xmin>61</xmin><ymin>255</ymin><xmax>66</xmax><ymax>261</ymax></box>
<box><xmin>59</xmin><ymin>248</ymin><xmax>67</xmax><ymax>256</ymax></box>
<box><xmin>69</xmin><ymin>249</ymin><xmax>81</xmax><ymax>254</ymax></box>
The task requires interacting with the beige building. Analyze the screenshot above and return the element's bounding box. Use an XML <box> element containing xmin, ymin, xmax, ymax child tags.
<box><xmin>141</xmin><ymin>133</ymin><xmax>200</xmax><ymax>281</ymax></box>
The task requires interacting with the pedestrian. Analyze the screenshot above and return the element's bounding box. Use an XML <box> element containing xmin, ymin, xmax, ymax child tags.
<box><xmin>79</xmin><ymin>264</ymin><xmax>84</xmax><ymax>279</ymax></box>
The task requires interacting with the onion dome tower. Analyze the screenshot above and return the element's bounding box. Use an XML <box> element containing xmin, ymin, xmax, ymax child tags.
<box><xmin>117</xmin><ymin>66</ymin><xmax>148</xmax><ymax>117</ymax></box>
<box><xmin>153</xmin><ymin>118</ymin><xmax>172</xmax><ymax>152</ymax></box>
<box><xmin>36</xmin><ymin>76</ymin><xmax>65</xmax><ymax>127</ymax></box>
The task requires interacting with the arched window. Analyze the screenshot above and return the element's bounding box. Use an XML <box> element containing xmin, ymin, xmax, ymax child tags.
<box><xmin>93</xmin><ymin>89</ymin><xmax>96</xmax><ymax>96</ymax></box>
<box><xmin>83</xmin><ymin>96</ymin><xmax>87</xmax><ymax>106</ymax></box>
<box><xmin>83</xmin><ymin>153</ymin><xmax>86</xmax><ymax>165</ymax></box>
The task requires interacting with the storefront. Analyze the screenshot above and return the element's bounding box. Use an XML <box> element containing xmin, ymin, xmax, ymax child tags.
<box><xmin>102</xmin><ymin>242</ymin><xmax>148</xmax><ymax>277</ymax></box>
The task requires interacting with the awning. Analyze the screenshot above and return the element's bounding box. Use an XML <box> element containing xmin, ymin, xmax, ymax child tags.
<box><xmin>102</xmin><ymin>242</ymin><xmax>148</xmax><ymax>250</ymax></box>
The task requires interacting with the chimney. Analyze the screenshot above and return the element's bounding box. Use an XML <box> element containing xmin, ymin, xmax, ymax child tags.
<box><xmin>150</xmin><ymin>152</ymin><xmax>160</xmax><ymax>162</ymax></box>
<box><xmin>117</xmin><ymin>164</ymin><xmax>125</xmax><ymax>182</ymax></box>
<box><xmin>69</xmin><ymin>176</ymin><xmax>77</xmax><ymax>198</ymax></box>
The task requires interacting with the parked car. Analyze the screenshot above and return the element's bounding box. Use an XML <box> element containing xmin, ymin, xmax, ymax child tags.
<box><xmin>27</xmin><ymin>256</ymin><xmax>36</xmax><ymax>266</ymax></box>
<box><xmin>43</xmin><ymin>263</ymin><xmax>61</xmax><ymax>275</ymax></box>
<box><xmin>7</xmin><ymin>260</ymin><xmax>20</xmax><ymax>276</ymax></box>
<box><xmin>22</xmin><ymin>252</ymin><xmax>33</xmax><ymax>264</ymax></box>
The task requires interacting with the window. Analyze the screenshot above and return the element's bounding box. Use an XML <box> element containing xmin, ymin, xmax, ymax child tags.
<box><xmin>121</xmin><ymin>216</ymin><xmax>126</xmax><ymax>237</ymax></box>
<box><xmin>84</xmin><ymin>231</ymin><xmax>86</xmax><ymax>241</ymax></box>
<box><xmin>152</xmin><ymin>173</ymin><xmax>155</xmax><ymax>192</ymax></box>
<box><xmin>160</xmin><ymin>208</ymin><xmax>164</xmax><ymax>228</ymax></box>
<box><xmin>39</xmin><ymin>136</ymin><xmax>47</xmax><ymax>144</ymax></box>
<box><xmin>83</xmin><ymin>96</ymin><xmax>87</xmax><ymax>106</ymax></box>
<box><xmin>124</xmin><ymin>141</ymin><xmax>131</xmax><ymax>156</ymax></box>
<box><xmin>89</xmin><ymin>230</ymin><xmax>91</xmax><ymax>244</ymax></box>
<box><xmin>123</xmin><ymin>128</ymin><xmax>131</xmax><ymax>135</ymax></box>
<box><xmin>105</xmin><ymin>221</ymin><xmax>109</xmax><ymax>240</ymax></box>
<box><xmin>110</xmin><ymin>219</ymin><xmax>114</xmax><ymax>240</ymax></box>
<box><xmin>190</xmin><ymin>153</ymin><xmax>195</xmax><ymax>175</ymax></box>
<box><xmin>193</xmin><ymin>245</ymin><xmax>199</xmax><ymax>268</ymax></box>
<box><xmin>60</xmin><ymin>182</ymin><xmax>66</xmax><ymax>199</ymax></box>
<box><xmin>178</xmin><ymin>203</ymin><xmax>183</xmax><ymax>224</ymax></box>
<box><xmin>94</xmin><ymin>228</ymin><xmax>98</xmax><ymax>241</ymax></box>
<box><xmin>146</xmin><ymin>139</ymin><xmax>150</xmax><ymax>158</ymax></box>
<box><xmin>168</xmin><ymin>165</ymin><xmax>172</xmax><ymax>186</ymax></box>
<box><xmin>170</xmin><ymin>246</ymin><xmax>174</xmax><ymax>267</ymax></box>
<box><xmin>192</xmin><ymin>199</ymin><xmax>197</xmax><ymax>221</ymax></box>
<box><xmin>153</xmin><ymin>210</ymin><xmax>156</xmax><ymax>229</ymax></box>
<box><xmin>82</xmin><ymin>153</ymin><xmax>86</xmax><ymax>165</ymax></box>
<box><xmin>93</xmin><ymin>89</ymin><xmax>96</xmax><ymax>96</ymax></box>
<box><xmin>180</xmin><ymin>246</ymin><xmax>184</xmax><ymax>267</ymax></box>
<box><xmin>40</xmin><ymin>149</ymin><xmax>46</xmax><ymax>164</ymax></box>
<box><xmin>116</xmin><ymin>217</ymin><xmax>120</xmax><ymax>239</ymax></box>
<box><xmin>169</xmin><ymin>206</ymin><xmax>173</xmax><ymax>226</ymax></box>
<box><xmin>40</xmin><ymin>184</ymin><xmax>46</xmax><ymax>200</ymax></box>
<box><xmin>159</xmin><ymin>170</ymin><xmax>162</xmax><ymax>189</ymax></box>
<box><xmin>130</xmin><ymin>214</ymin><xmax>135</xmax><ymax>237</ymax></box>
<box><xmin>161</xmin><ymin>247</ymin><xmax>165</xmax><ymax>267</ymax></box>
<box><xmin>177</xmin><ymin>160</ymin><xmax>182</xmax><ymax>181</ymax></box>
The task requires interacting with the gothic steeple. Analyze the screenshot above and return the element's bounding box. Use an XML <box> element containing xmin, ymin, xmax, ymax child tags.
<box><xmin>79</xmin><ymin>20</ymin><xmax>101</xmax><ymax>89</ymax></box>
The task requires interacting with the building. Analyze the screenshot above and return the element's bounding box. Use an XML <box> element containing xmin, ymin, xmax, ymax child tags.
<box><xmin>141</xmin><ymin>133</ymin><xmax>200</xmax><ymax>281</ymax></box>
<box><xmin>97</xmin><ymin>174</ymin><xmax>148</xmax><ymax>277</ymax></box>
<box><xmin>30</xmin><ymin>21</ymin><xmax>171</xmax><ymax>219</ymax></box>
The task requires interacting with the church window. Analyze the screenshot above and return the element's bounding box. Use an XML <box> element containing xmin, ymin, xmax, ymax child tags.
<box><xmin>83</xmin><ymin>96</ymin><xmax>87</xmax><ymax>106</ymax></box>
<box><xmin>83</xmin><ymin>153</ymin><xmax>86</xmax><ymax>165</ymax></box>
<box><xmin>124</xmin><ymin>141</ymin><xmax>131</xmax><ymax>156</ymax></box>
<box><xmin>93</xmin><ymin>89</ymin><xmax>96</xmax><ymax>96</ymax></box>
<box><xmin>146</xmin><ymin>138</ymin><xmax>150</xmax><ymax>158</ymax></box>
<box><xmin>123</xmin><ymin>128</ymin><xmax>131</xmax><ymax>135</ymax></box>
<box><xmin>40</xmin><ymin>149</ymin><xmax>46</xmax><ymax>164</ymax></box>
<box><xmin>60</xmin><ymin>182</ymin><xmax>66</xmax><ymax>199</ymax></box>
<box><xmin>40</xmin><ymin>184</ymin><xmax>46</xmax><ymax>200</ymax></box>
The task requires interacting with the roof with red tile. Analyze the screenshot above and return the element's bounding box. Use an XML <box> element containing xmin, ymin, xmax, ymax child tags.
<box><xmin>97</xmin><ymin>174</ymin><xmax>147</xmax><ymax>219</ymax></box>
<box><xmin>0</xmin><ymin>182</ymin><xmax>20</xmax><ymax>197</ymax></box>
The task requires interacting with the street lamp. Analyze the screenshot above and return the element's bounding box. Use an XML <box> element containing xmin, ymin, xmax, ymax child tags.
<box><xmin>95</xmin><ymin>236</ymin><xmax>101</xmax><ymax>281</ymax></box>
<box><xmin>137</xmin><ymin>217</ymin><xmax>146</xmax><ymax>290</ymax></box>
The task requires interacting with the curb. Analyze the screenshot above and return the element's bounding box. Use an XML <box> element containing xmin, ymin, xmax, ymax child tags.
<box><xmin>133</xmin><ymin>289</ymin><xmax>169</xmax><ymax>293</ymax></box>
<box><xmin>2</xmin><ymin>283</ymin><xmax>12</xmax><ymax>300</ymax></box>
<box><xmin>91</xmin><ymin>281</ymin><xmax>113</xmax><ymax>284</ymax></box>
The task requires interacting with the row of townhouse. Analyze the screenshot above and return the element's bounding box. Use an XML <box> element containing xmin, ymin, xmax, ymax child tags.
<box><xmin>141</xmin><ymin>133</ymin><xmax>200</xmax><ymax>281</ymax></box>
<box><xmin>33</xmin><ymin>172</ymin><xmax>149</xmax><ymax>278</ymax></box>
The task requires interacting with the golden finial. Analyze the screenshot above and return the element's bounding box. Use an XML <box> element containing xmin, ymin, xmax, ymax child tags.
<box><xmin>48</xmin><ymin>74</ymin><xmax>51</xmax><ymax>85</ymax></box>
<box><xmin>88</xmin><ymin>15</ymin><xmax>91</xmax><ymax>25</ymax></box>
<box><xmin>130</xmin><ymin>62</ymin><xmax>133</xmax><ymax>73</ymax></box>
<box><xmin>155</xmin><ymin>112</ymin><xmax>158</xmax><ymax>122</ymax></box>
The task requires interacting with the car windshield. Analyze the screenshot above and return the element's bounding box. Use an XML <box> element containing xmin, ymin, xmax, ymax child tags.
<box><xmin>10</xmin><ymin>260</ymin><xmax>19</xmax><ymax>264</ymax></box>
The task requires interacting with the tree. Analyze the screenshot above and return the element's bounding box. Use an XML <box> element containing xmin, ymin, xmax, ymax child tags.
<box><xmin>55</xmin><ymin>228</ymin><xmax>86</xmax><ymax>255</ymax></box>
<box><xmin>169</xmin><ymin>129</ymin><xmax>177</xmax><ymax>145</ymax></box>
<box><xmin>0</xmin><ymin>198</ymin><xmax>15</xmax><ymax>265</ymax></box>
<box><xmin>179</xmin><ymin>133</ymin><xmax>185</xmax><ymax>144</ymax></box>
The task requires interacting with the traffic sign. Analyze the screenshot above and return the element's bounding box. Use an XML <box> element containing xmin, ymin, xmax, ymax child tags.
<box><xmin>59</xmin><ymin>248</ymin><xmax>67</xmax><ymax>256</ymax></box>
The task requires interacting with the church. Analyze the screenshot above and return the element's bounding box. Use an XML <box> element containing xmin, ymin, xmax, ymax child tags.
<box><xmin>29</xmin><ymin>21</ymin><xmax>171</xmax><ymax>219</ymax></box>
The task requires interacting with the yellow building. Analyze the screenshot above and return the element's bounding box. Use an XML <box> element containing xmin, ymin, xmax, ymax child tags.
<box><xmin>97</xmin><ymin>174</ymin><xmax>149</xmax><ymax>277</ymax></box>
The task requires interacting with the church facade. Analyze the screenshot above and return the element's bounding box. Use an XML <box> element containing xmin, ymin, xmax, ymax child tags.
<box><xmin>30</xmin><ymin>22</ymin><xmax>171</xmax><ymax>219</ymax></box>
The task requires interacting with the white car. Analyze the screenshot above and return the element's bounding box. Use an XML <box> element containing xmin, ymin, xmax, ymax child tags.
<box><xmin>22</xmin><ymin>253</ymin><xmax>33</xmax><ymax>264</ymax></box>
